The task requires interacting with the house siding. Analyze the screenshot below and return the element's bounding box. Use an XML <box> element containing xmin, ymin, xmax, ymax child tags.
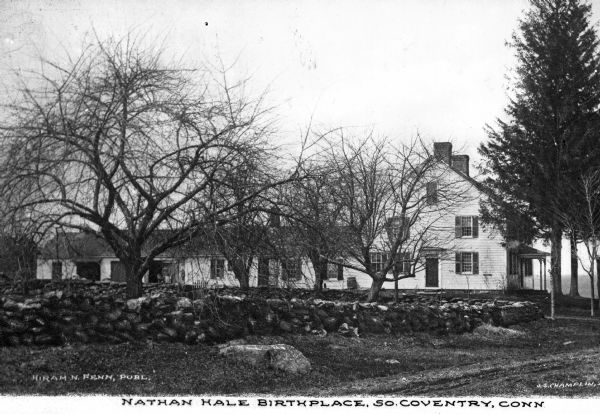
<box><xmin>333</xmin><ymin>164</ymin><xmax>507</xmax><ymax>291</ymax></box>
<box><xmin>34</xmin><ymin>162</ymin><xmax>509</xmax><ymax>292</ymax></box>
<box><xmin>36</xmin><ymin>259</ymin><xmax>78</xmax><ymax>280</ymax></box>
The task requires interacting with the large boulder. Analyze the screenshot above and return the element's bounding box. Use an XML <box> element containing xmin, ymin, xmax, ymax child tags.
<box><xmin>267</xmin><ymin>344</ymin><xmax>312</xmax><ymax>375</ymax></box>
<box><xmin>126</xmin><ymin>297</ymin><xmax>150</xmax><ymax>312</ymax></box>
<box><xmin>219</xmin><ymin>344</ymin><xmax>311</xmax><ymax>375</ymax></box>
<box><xmin>498</xmin><ymin>302</ymin><xmax>542</xmax><ymax>326</ymax></box>
<box><xmin>176</xmin><ymin>297</ymin><xmax>193</xmax><ymax>310</ymax></box>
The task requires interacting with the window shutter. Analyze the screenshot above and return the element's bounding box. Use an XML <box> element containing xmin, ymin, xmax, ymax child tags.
<box><xmin>281</xmin><ymin>260</ymin><xmax>288</xmax><ymax>281</ymax></box>
<box><xmin>455</xmin><ymin>217</ymin><xmax>462</xmax><ymax>238</ymax></box>
<box><xmin>472</xmin><ymin>216</ymin><xmax>479</xmax><ymax>238</ymax></box>
<box><xmin>473</xmin><ymin>252</ymin><xmax>479</xmax><ymax>274</ymax></box>
<box><xmin>426</xmin><ymin>182</ymin><xmax>433</xmax><ymax>204</ymax></box>
<box><xmin>210</xmin><ymin>259</ymin><xmax>216</xmax><ymax>279</ymax></box>
<box><xmin>337</xmin><ymin>264</ymin><xmax>344</xmax><ymax>280</ymax></box>
<box><xmin>402</xmin><ymin>216</ymin><xmax>410</xmax><ymax>240</ymax></box>
<box><xmin>218</xmin><ymin>259</ymin><xmax>225</xmax><ymax>278</ymax></box>
<box><xmin>455</xmin><ymin>252</ymin><xmax>462</xmax><ymax>274</ymax></box>
<box><xmin>403</xmin><ymin>253</ymin><xmax>411</xmax><ymax>274</ymax></box>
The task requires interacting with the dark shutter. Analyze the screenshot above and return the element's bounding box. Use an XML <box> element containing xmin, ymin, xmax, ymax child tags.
<box><xmin>337</xmin><ymin>264</ymin><xmax>344</xmax><ymax>280</ymax></box>
<box><xmin>401</xmin><ymin>216</ymin><xmax>410</xmax><ymax>240</ymax></box>
<box><xmin>210</xmin><ymin>258</ymin><xmax>217</xmax><ymax>279</ymax></box>
<box><xmin>455</xmin><ymin>217</ymin><xmax>462</xmax><ymax>238</ymax></box>
<box><xmin>218</xmin><ymin>259</ymin><xmax>225</xmax><ymax>278</ymax></box>
<box><xmin>455</xmin><ymin>252</ymin><xmax>462</xmax><ymax>274</ymax></box>
<box><xmin>403</xmin><ymin>253</ymin><xmax>411</xmax><ymax>274</ymax></box>
<box><xmin>426</xmin><ymin>182</ymin><xmax>433</xmax><ymax>204</ymax></box>
<box><xmin>472</xmin><ymin>216</ymin><xmax>479</xmax><ymax>238</ymax></box>
<box><xmin>281</xmin><ymin>260</ymin><xmax>288</xmax><ymax>281</ymax></box>
<box><xmin>294</xmin><ymin>259</ymin><xmax>302</xmax><ymax>280</ymax></box>
<box><xmin>426</xmin><ymin>181</ymin><xmax>438</xmax><ymax>204</ymax></box>
<box><xmin>473</xmin><ymin>252</ymin><xmax>479</xmax><ymax>274</ymax></box>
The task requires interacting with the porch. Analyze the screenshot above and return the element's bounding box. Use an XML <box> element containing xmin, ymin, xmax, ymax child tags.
<box><xmin>507</xmin><ymin>244</ymin><xmax>550</xmax><ymax>291</ymax></box>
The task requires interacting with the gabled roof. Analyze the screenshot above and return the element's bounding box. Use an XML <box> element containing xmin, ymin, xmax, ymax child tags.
<box><xmin>38</xmin><ymin>226</ymin><xmax>300</xmax><ymax>260</ymax></box>
<box><xmin>38</xmin><ymin>230</ymin><xmax>214</xmax><ymax>260</ymax></box>
<box><xmin>449</xmin><ymin>165</ymin><xmax>487</xmax><ymax>193</ymax></box>
<box><xmin>40</xmin><ymin>232</ymin><xmax>113</xmax><ymax>259</ymax></box>
<box><xmin>515</xmin><ymin>244</ymin><xmax>550</xmax><ymax>258</ymax></box>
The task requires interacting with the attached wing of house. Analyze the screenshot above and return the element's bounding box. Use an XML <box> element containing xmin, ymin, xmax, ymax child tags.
<box><xmin>37</xmin><ymin>142</ymin><xmax>549</xmax><ymax>292</ymax></box>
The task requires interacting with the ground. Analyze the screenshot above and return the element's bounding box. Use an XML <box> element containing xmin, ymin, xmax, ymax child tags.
<box><xmin>2</xmin><ymin>313</ymin><xmax>600</xmax><ymax>396</ymax></box>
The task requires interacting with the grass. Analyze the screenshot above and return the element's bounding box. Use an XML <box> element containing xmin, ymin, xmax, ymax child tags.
<box><xmin>2</xmin><ymin>316</ymin><xmax>600</xmax><ymax>396</ymax></box>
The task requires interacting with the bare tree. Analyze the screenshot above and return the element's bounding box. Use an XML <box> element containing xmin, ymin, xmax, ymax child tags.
<box><xmin>0</xmin><ymin>34</ymin><xmax>298</xmax><ymax>298</ymax></box>
<box><xmin>203</xmin><ymin>157</ymin><xmax>282</xmax><ymax>290</ymax></box>
<box><xmin>560</xmin><ymin>170</ymin><xmax>600</xmax><ymax>316</ymax></box>
<box><xmin>0</xmin><ymin>211</ymin><xmax>40</xmax><ymax>282</ymax></box>
<box><xmin>323</xmin><ymin>133</ymin><xmax>467</xmax><ymax>302</ymax></box>
<box><xmin>277</xmin><ymin>158</ymin><xmax>347</xmax><ymax>293</ymax></box>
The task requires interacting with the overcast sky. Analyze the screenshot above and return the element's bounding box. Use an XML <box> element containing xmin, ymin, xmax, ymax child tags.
<box><xmin>2</xmin><ymin>0</ymin><xmax>600</xmax><ymax>165</ymax></box>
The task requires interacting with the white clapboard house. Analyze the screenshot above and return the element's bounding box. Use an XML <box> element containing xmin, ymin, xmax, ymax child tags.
<box><xmin>36</xmin><ymin>142</ymin><xmax>549</xmax><ymax>292</ymax></box>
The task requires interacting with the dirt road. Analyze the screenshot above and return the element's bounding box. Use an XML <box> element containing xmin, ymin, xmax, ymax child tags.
<box><xmin>318</xmin><ymin>346</ymin><xmax>600</xmax><ymax>396</ymax></box>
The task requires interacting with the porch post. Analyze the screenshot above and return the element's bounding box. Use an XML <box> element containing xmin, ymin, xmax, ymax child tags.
<box><xmin>543</xmin><ymin>259</ymin><xmax>547</xmax><ymax>291</ymax></box>
<box><xmin>538</xmin><ymin>258</ymin><xmax>543</xmax><ymax>291</ymax></box>
<box><xmin>520</xmin><ymin>260</ymin><xmax>524</xmax><ymax>288</ymax></box>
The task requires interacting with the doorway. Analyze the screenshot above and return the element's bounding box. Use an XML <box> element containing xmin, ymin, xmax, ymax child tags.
<box><xmin>425</xmin><ymin>258</ymin><xmax>439</xmax><ymax>288</ymax></box>
<box><xmin>75</xmin><ymin>261</ymin><xmax>100</xmax><ymax>281</ymax></box>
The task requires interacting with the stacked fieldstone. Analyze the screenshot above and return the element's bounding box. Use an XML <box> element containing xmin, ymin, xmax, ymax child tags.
<box><xmin>0</xmin><ymin>281</ymin><xmax>544</xmax><ymax>347</ymax></box>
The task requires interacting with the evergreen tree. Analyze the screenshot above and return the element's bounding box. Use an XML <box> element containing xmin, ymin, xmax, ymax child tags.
<box><xmin>480</xmin><ymin>0</ymin><xmax>600</xmax><ymax>298</ymax></box>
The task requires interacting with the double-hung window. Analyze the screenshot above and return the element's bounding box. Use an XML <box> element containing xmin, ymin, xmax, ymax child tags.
<box><xmin>455</xmin><ymin>216</ymin><xmax>479</xmax><ymax>238</ymax></box>
<box><xmin>326</xmin><ymin>261</ymin><xmax>344</xmax><ymax>280</ymax></box>
<box><xmin>386</xmin><ymin>216</ymin><xmax>410</xmax><ymax>241</ymax></box>
<box><xmin>370</xmin><ymin>252</ymin><xmax>389</xmax><ymax>273</ymax></box>
<box><xmin>210</xmin><ymin>258</ymin><xmax>225</xmax><ymax>279</ymax></box>
<box><xmin>281</xmin><ymin>258</ymin><xmax>302</xmax><ymax>281</ymax></box>
<box><xmin>370</xmin><ymin>252</ymin><xmax>411</xmax><ymax>274</ymax></box>
<box><xmin>455</xmin><ymin>252</ymin><xmax>479</xmax><ymax>275</ymax></box>
<box><xmin>394</xmin><ymin>252</ymin><xmax>412</xmax><ymax>274</ymax></box>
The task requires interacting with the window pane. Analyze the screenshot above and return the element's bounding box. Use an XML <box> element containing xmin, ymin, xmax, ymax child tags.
<box><xmin>462</xmin><ymin>252</ymin><xmax>473</xmax><ymax>273</ymax></box>
<box><xmin>327</xmin><ymin>262</ymin><xmax>338</xmax><ymax>279</ymax></box>
<box><xmin>461</xmin><ymin>216</ymin><xmax>472</xmax><ymax>237</ymax></box>
<box><xmin>210</xmin><ymin>258</ymin><xmax>225</xmax><ymax>279</ymax></box>
<box><xmin>282</xmin><ymin>258</ymin><xmax>301</xmax><ymax>280</ymax></box>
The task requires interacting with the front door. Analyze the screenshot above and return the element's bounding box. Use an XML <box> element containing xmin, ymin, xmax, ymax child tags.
<box><xmin>425</xmin><ymin>258</ymin><xmax>439</xmax><ymax>287</ymax></box>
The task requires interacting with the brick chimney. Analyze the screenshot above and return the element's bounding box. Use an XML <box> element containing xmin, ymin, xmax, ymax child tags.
<box><xmin>451</xmin><ymin>154</ymin><xmax>470</xmax><ymax>176</ymax></box>
<box><xmin>433</xmin><ymin>142</ymin><xmax>452</xmax><ymax>165</ymax></box>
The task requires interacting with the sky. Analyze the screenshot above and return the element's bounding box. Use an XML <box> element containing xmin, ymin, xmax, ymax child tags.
<box><xmin>2</xmin><ymin>0</ymin><xmax>600</xmax><ymax>165</ymax></box>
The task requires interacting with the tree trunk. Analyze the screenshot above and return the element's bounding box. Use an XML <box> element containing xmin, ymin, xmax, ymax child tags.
<box><xmin>125</xmin><ymin>268</ymin><xmax>143</xmax><ymax>298</ymax></box>
<box><xmin>550</xmin><ymin>225</ymin><xmax>562</xmax><ymax>298</ymax></box>
<box><xmin>308</xmin><ymin>252</ymin><xmax>327</xmax><ymax>294</ymax></box>
<box><xmin>392</xmin><ymin>270</ymin><xmax>399</xmax><ymax>303</ymax></box>
<box><xmin>231</xmin><ymin>257</ymin><xmax>251</xmax><ymax>290</ymax></box>
<box><xmin>315</xmin><ymin>259</ymin><xmax>328</xmax><ymax>294</ymax></box>
<box><xmin>590</xmin><ymin>273</ymin><xmax>595</xmax><ymax>317</ymax></box>
<box><xmin>367</xmin><ymin>277</ymin><xmax>384</xmax><ymax>302</ymax></box>
<box><xmin>597</xmin><ymin>258</ymin><xmax>600</xmax><ymax>312</ymax></box>
<box><xmin>569</xmin><ymin>233</ymin><xmax>579</xmax><ymax>297</ymax></box>
<box><xmin>238</xmin><ymin>274</ymin><xmax>250</xmax><ymax>290</ymax></box>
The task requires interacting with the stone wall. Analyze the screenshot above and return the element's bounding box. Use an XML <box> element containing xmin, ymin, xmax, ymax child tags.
<box><xmin>0</xmin><ymin>281</ymin><xmax>543</xmax><ymax>347</ymax></box>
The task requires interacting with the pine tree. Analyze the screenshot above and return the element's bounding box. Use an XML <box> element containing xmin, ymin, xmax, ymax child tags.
<box><xmin>480</xmin><ymin>0</ymin><xmax>600</xmax><ymax>300</ymax></box>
